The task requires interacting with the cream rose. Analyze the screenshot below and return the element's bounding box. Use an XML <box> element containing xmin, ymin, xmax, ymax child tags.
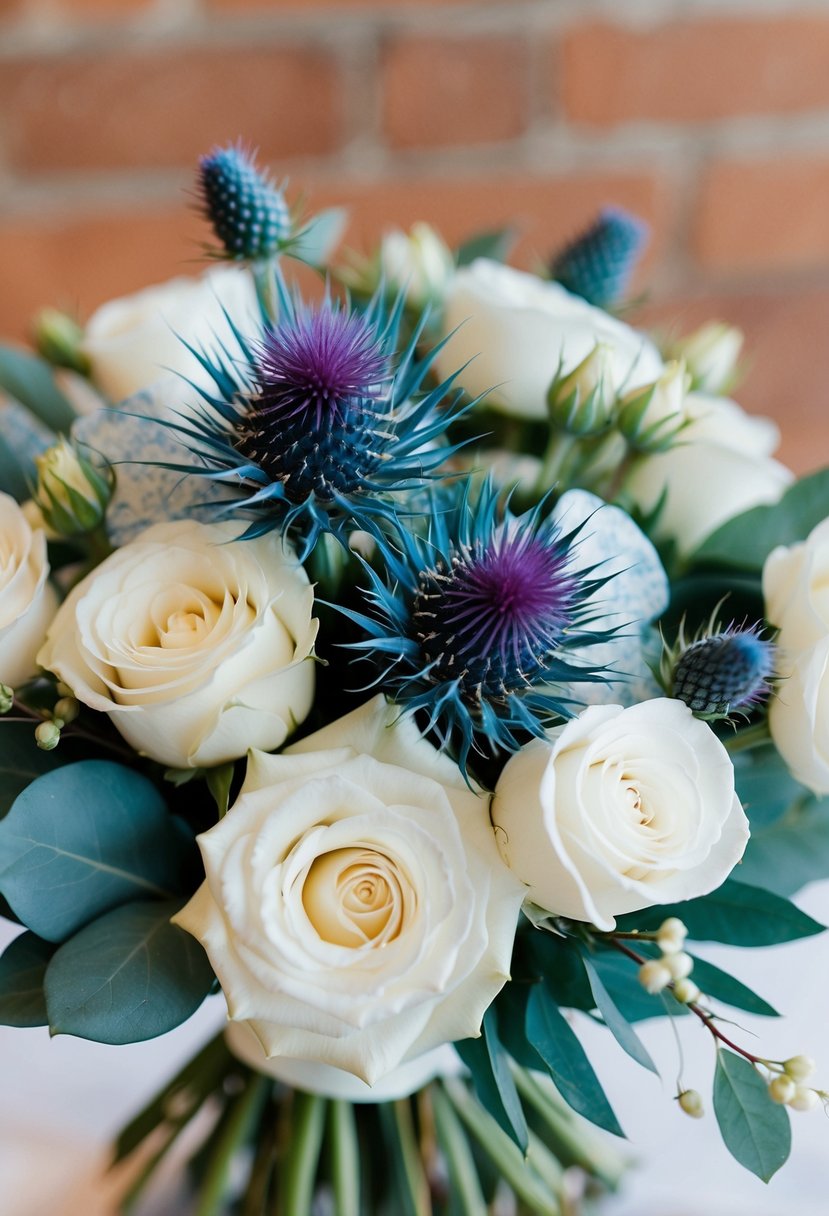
<box><xmin>81</xmin><ymin>265</ymin><xmax>258</xmax><ymax>402</ymax></box>
<box><xmin>174</xmin><ymin>696</ymin><xmax>524</xmax><ymax>1086</ymax></box>
<box><xmin>0</xmin><ymin>493</ymin><xmax>58</xmax><ymax>688</ymax></box>
<box><xmin>764</xmin><ymin>518</ymin><xmax>829</xmax><ymax>793</ymax></box>
<box><xmin>434</xmin><ymin>259</ymin><xmax>663</xmax><ymax>420</ymax></box>
<box><xmin>625</xmin><ymin>393</ymin><xmax>792</xmax><ymax>555</ymax></box>
<box><xmin>37</xmin><ymin>519</ymin><xmax>317</xmax><ymax>768</ymax></box>
<box><xmin>492</xmin><ymin>699</ymin><xmax>748</xmax><ymax>931</ymax></box>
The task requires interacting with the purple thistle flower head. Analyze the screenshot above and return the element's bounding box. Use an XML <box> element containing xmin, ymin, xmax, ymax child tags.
<box><xmin>235</xmin><ymin>304</ymin><xmax>392</xmax><ymax>505</ymax></box>
<box><xmin>412</xmin><ymin>526</ymin><xmax>581</xmax><ymax>698</ymax></box>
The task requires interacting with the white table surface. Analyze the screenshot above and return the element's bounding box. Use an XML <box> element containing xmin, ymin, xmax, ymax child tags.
<box><xmin>2</xmin><ymin>885</ymin><xmax>828</xmax><ymax>1216</ymax></box>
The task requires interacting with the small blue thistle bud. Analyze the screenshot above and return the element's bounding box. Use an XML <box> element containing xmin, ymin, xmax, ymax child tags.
<box><xmin>198</xmin><ymin>143</ymin><xmax>291</xmax><ymax>261</ymax></box>
<box><xmin>550</xmin><ymin>207</ymin><xmax>648</xmax><ymax>309</ymax></box>
<box><xmin>671</xmin><ymin>626</ymin><xmax>774</xmax><ymax>719</ymax></box>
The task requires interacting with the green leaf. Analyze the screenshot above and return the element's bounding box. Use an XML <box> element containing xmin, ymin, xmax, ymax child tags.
<box><xmin>739</xmin><ymin>796</ymin><xmax>829</xmax><ymax>897</ymax></box>
<box><xmin>581</xmin><ymin>954</ymin><xmax>658</xmax><ymax>1073</ymax></box>
<box><xmin>713</xmin><ymin>1050</ymin><xmax>791</xmax><ymax>1181</ymax></box>
<box><xmin>695</xmin><ymin>469</ymin><xmax>829</xmax><ymax>571</ymax></box>
<box><xmin>0</xmin><ymin>760</ymin><xmax>186</xmax><ymax>941</ymax></box>
<box><xmin>688</xmin><ymin>955</ymin><xmax>778</xmax><ymax>1018</ymax></box>
<box><xmin>614</xmin><ymin>879</ymin><xmax>824</xmax><ymax>946</ymax></box>
<box><xmin>455</xmin><ymin>228</ymin><xmax>517</xmax><ymax>268</ymax></box>
<box><xmin>525</xmin><ymin>984</ymin><xmax>624</xmax><ymax>1137</ymax></box>
<box><xmin>0</xmin><ymin>344</ymin><xmax>77</xmax><ymax>433</ymax></box>
<box><xmin>431</xmin><ymin>1084</ymin><xmax>488</xmax><ymax>1216</ymax></box>
<box><xmin>0</xmin><ymin>429</ymin><xmax>32</xmax><ymax>501</ymax></box>
<box><xmin>589</xmin><ymin>950</ymin><xmax>688</xmax><ymax>1023</ymax></box>
<box><xmin>523</xmin><ymin>930</ymin><xmax>594</xmax><ymax>1012</ymax></box>
<box><xmin>0</xmin><ymin>930</ymin><xmax>57</xmax><ymax>1025</ymax></box>
<box><xmin>0</xmin><ymin>721</ymin><xmax>67</xmax><ymax>818</ymax></box>
<box><xmin>206</xmin><ymin>763</ymin><xmax>234</xmax><ymax>818</ymax></box>
<box><xmin>292</xmin><ymin>207</ymin><xmax>348</xmax><ymax>267</ymax></box>
<box><xmin>455</xmin><ymin>1008</ymin><xmax>528</xmax><ymax>1153</ymax></box>
<box><xmin>733</xmin><ymin>745</ymin><xmax>808</xmax><ymax>830</ymax></box>
<box><xmin>44</xmin><ymin>899</ymin><xmax>214</xmax><ymax>1043</ymax></box>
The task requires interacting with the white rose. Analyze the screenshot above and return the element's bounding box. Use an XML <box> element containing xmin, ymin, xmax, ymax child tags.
<box><xmin>225</xmin><ymin>1021</ymin><xmax>462</xmax><ymax>1103</ymax></box>
<box><xmin>434</xmin><ymin>259</ymin><xmax>663</xmax><ymax>420</ymax></box>
<box><xmin>174</xmin><ymin>696</ymin><xmax>524</xmax><ymax>1086</ymax></box>
<box><xmin>625</xmin><ymin>393</ymin><xmax>792</xmax><ymax>555</ymax></box>
<box><xmin>37</xmin><ymin>519</ymin><xmax>317</xmax><ymax>768</ymax></box>
<box><xmin>380</xmin><ymin>223</ymin><xmax>455</xmax><ymax>309</ymax></box>
<box><xmin>0</xmin><ymin>493</ymin><xmax>58</xmax><ymax>688</ymax></box>
<box><xmin>492</xmin><ymin>699</ymin><xmax>748</xmax><ymax>931</ymax></box>
<box><xmin>668</xmin><ymin>321</ymin><xmax>743</xmax><ymax>396</ymax></box>
<box><xmin>764</xmin><ymin>518</ymin><xmax>829</xmax><ymax>793</ymax></box>
<box><xmin>81</xmin><ymin>265</ymin><xmax>258</xmax><ymax>403</ymax></box>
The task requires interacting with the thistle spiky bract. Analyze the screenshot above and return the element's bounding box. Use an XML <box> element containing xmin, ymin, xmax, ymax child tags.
<box><xmin>550</xmin><ymin>206</ymin><xmax>648</xmax><ymax>309</ymax></box>
<box><xmin>662</xmin><ymin>615</ymin><xmax>775</xmax><ymax>720</ymax></box>
<box><xmin>338</xmin><ymin>479</ymin><xmax>621</xmax><ymax>774</ymax></box>
<box><xmin>150</xmin><ymin>268</ymin><xmax>475</xmax><ymax>558</ymax></box>
<box><xmin>198</xmin><ymin>142</ymin><xmax>292</xmax><ymax>261</ymax></box>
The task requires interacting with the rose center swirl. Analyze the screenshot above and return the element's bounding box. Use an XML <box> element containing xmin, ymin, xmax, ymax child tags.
<box><xmin>301</xmin><ymin>846</ymin><xmax>409</xmax><ymax>949</ymax></box>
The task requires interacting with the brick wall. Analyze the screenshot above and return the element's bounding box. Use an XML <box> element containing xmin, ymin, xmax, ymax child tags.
<box><xmin>2</xmin><ymin>0</ymin><xmax>829</xmax><ymax>472</ymax></box>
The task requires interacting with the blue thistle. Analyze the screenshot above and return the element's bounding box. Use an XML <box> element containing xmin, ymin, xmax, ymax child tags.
<box><xmin>549</xmin><ymin>207</ymin><xmax>648</xmax><ymax>309</ymax></box>
<box><xmin>670</xmin><ymin>624</ymin><xmax>775</xmax><ymax>719</ymax></box>
<box><xmin>339</xmin><ymin>480</ymin><xmax>620</xmax><ymax>772</ymax></box>
<box><xmin>152</xmin><ymin>271</ymin><xmax>474</xmax><ymax>557</ymax></box>
<box><xmin>198</xmin><ymin>143</ymin><xmax>292</xmax><ymax>261</ymax></box>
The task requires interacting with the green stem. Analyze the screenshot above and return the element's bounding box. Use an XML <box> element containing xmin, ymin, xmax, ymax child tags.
<box><xmin>535</xmin><ymin>433</ymin><xmax>579</xmax><ymax>496</ymax></box>
<box><xmin>253</xmin><ymin>259</ymin><xmax>280</xmax><ymax>325</ymax></box>
<box><xmin>194</xmin><ymin>1073</ymin><xmax>271</xmax><ymax>1216</ymax></box>
<box><xmin>278</xmin><ymin>1092</ymin><xmax>327</xmax><ymax>1216</ymax></box>
<box><xmin>430</xmin><ymin>1083</ymin><xmax>488</xmax><ymax>1216</ymax></box>
<box><xmin>329</xmin><ymin>1099</ymin><xmax>361</xmax><ymax>1216</ymax></box>
<box><xmin>724</xmin><ymin>721</ymin><xmax>771</xmax><ymax>754</ymax></box>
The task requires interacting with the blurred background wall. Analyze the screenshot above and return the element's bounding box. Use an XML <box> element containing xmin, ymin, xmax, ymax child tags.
<box><xmin>1</xmin><ymin>0</ymin><xmax>828</xmax><ymax>472</ymax></box>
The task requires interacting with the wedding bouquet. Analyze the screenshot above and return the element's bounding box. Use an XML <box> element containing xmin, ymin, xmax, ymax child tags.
<box><xmin>1</xmin><ymin>142</ymin><xmax>827</xmax><ymax>1215</ymax></box>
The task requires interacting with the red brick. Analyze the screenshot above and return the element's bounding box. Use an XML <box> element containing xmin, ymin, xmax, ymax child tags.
<box><xmin>561</xmin><ymin>17</ymin><xmax>829</xmax><ymax>126</ymax></box>
<box><xmin>0</xmin><ymin>44</ymin><xmax>344</xmax><ymax>173</ymax></box>
<box><xmin>307</xmin><ymin>169</ymin><xmax>672</xmax><ymax>275</ymax></box>
<box><xmin>694</xmin><ymin>156</ymin><xmax>829</xmax><ymax>274</ymax></box>
<box><xmin>211</xmin><ymin>0</ymin><xmax>483</xmax><ymax>8</ymax></box>
<box><xmin>381</xmin><ymin>35</ymin><xmax>530</xmax><ymax>150</ymax></box>
<box><xmin>640</xmin><ymin>286</ymin><xmax>829</xmax><ymax>476</ymax></box>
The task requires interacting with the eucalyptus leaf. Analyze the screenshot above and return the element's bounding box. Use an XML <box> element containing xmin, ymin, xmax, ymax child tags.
<box><xmin>455</xmin><ymin>1008</ymin><xmax>528</xmax><ymax>1153</ymax></box>
<box><xmin>0</xmin><ymin>429</ymin><xmax>32</xmax><ymax>501</ymax></box>
<box><xmin>732</xmin><ymin>745</ymin><xmax>808</xmax><ymax>831</ymax></box>
<box><xmin>0</xmin><ymin>344</ymin><xmax>77</xmax><ymax>433</ymax></box>
<box><xmin>589</xmin><ymin>949</ymin><xmax>688</xmax><ymax>1023</ymax></box>
<box><xmin>45</xmin><ymin>899</ymin><xmax>215</xmax><ymax>1043</ymax></box>
<box><xmin>455</xmin><ymin>227</ymin><xmax>517</xmax><ymax>268</ymax></box>
<box><xmin>581</xmin><ymin>954</ymin><xmax>658</xmax><ymax>1073</ymax></box>
<box><xmin>292</xmin><ymin>207</ymin><xmax>348</xmax><ymax>267</ymax></box>
<box><xmin>614</xmin><ymin>879</ymin><xmax>824</xmax><ymax>946</ymax></box>
<box><xmin>688</xmin><ymin>955</ymin><xmax>778</xmax><ymax>1018</ymax></box>
<box><xmin>524</xmin><ymin>984</ymin><xmax>623</xmax><ymax>1137</ymax></box>
<box><xmin>0</xmin><ymin>930</ymin><xmax>57</xmax><ymax>1026</ymax></box>
<box><xmin>739</xmin><ymin>796</ymin><xmax>829</xmax><ymax>898</ymax></box>
<box><xmin>0</xmin><ymin>760</ymin><xmax>186</xmax><ymax>941</ymax></box>
<box><xmin>695</xmin><ymin>468</ymin><xmax>829</xmax><ymax>571</ymax></box>
<box><xmin>713</xmin><ymin>1050</ymin><xmax>791</xmax><ymax>1181</ymax></box>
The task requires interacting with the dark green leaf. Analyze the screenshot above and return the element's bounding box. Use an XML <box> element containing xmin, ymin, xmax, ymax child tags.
<box><xmin>455</xmin><ymin>1008</ymin><xmax>528</xmax><ymax>1153</ymax></box>
<box><xmin>206</xmin><ymin>763</ymin><xmax>234</xmax><ymax>818</ymax></box>
<box><xmin>589</xmin><ymin>949</ymin><xmax>688</xmax><ymax>1023</ymax></box>
<box><xmin>739</xmin><ymin>796</ymin><xmax>829</xmax><ymax>897</ymax></box>
<box><xmin>525</xmin><ymin>984</ymin><xmax>624</xmax><ymax>1137</ymax></box>
<box><xmin>713</xmin><ymin>1050</ymin><xmax>791</xmax><ymax>1181</ymax></box>
<box><xmin>733</xmin><ymin>745</ymin><xmax>808</xmax><ymax>831</ymax></box>
<box><xmin>0</xmin><ymin>721</ymin><xmax>68</xmax><ymax>818</ymax></box>
<box><xmin>0</xmin><ymin>344</ymin><xmax>77</xmax><ymax>433</ymax></box>
<box><xmin>0</xmin><ymin>930</ymin><xmax>57</xmax><ymax>1025</ymax></box>
<box><xmin>523</xmin><ymin>930</ymin><xmax>594</xmax><ymax>1011</ymax></box>
<box><xmin>0</xmin><ymin>760</ymin><xmax>186</xmax><ymax>941</ymax></box>
<box><xmin>45</xmin><ymin>899</ymin><xmax>214</xmax><ymax>1043</ymax></box>
<box><xmin>0</xmin><ymin>429</ymin><xmax>32</xmax><ymax>501</ymax></box>
<box><xmin>688</xmin><ymin>955</ymin><xmax>778</xmax><ymax>1018</ymax></box>
<box><xmin>455</xmin><ymin>228</ymin><xmax>517</xmax><ymax>268</ymax></box>
<box><xmin>581</xmin><ymin>954</ymin><xmax>658</xmax><ymax>1073</ymax></box>
<box><xmin>614</xmin><ymin>879</ymin><xmax>824</xmax><ymax>946</ymax></box>
<box><xmin>695</xmin><ymin>469</ymin><xmax>829</xmax><ymax>571</ymax></box>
